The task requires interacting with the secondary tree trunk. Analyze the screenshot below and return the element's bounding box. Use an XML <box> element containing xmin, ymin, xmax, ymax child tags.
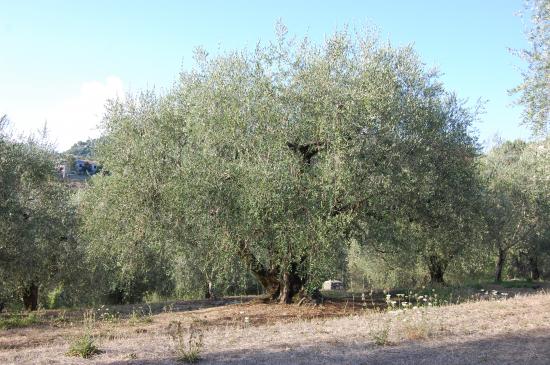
<box><xmin>250</xmin><ymin>267</ymin><xmax>283</xmax><ymax>300</ymax></box>
<box><xmin>278</xmin><ymin>267</ymin><xmax>305</xmax><ymax>304</ymax></box>
<box><xmin>494</xmin><ymin>248</ymin><xmax>507</xmax><ymax>283</ymax></box>
<box><xmin>529</xmin><ymin>256</ymin><xmax>540</xmax><ymax>281</ymax></box>
<box><xmin>428</xmin><ymin>255</ymin><xmax>447</xmax><ymax>284</ymax></box>
<box><xmin>22</xmin><ymin>283</ymin><xmax>38</xmax><ymax>311</ymax></box>
<box><xmin>204</xmin><ymin>280</ymin><xmax>213</xmax><ymax>299</ymax></box>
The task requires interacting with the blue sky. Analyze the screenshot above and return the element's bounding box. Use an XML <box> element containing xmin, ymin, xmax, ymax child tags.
<box><xmin>0</xmin><ymin>1</ymin><xmax>533</xmax><ymax>150</ymax></box>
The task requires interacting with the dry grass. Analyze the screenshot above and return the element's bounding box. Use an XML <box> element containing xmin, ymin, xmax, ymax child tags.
<box><xmin>402</xmin><ymin>321</ymin><xmax>432</xmax><ymax>341</ymax></box>
<box><xmin>1</xmin><ymin>290</ymin><xmax>549</xmax><ymax>364</ymax></box>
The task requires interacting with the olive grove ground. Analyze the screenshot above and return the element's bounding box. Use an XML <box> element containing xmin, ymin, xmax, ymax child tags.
<box><xmin>1</xmin><ymin>286</ymin><xmax>549</xmax><ymax>365</ymax></box>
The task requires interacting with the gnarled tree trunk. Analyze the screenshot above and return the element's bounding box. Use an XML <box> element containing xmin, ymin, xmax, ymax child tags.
<box><xmin>249</xmin><ymin>266</ymin><xmax>283</xmax><ymax>300</ymax></box>
<box><xmin>240</xmin><ymin>242</ymin><xmax>309</xmax><ymax>303</ymax></box>
<box><xmin>204</xmin><ymin>280</ymin><xmax>213</xmax><ymax>299</ymax></box>
<box><xmin>428</xmin><ymin>255</ymin><xmax>447</xmax><ymax>284</ymax></box>
<box><xmin>494</xmin><ymin>247</ymin><xmax>507</xmax><ymax>283</ymax></box>
<box><xmin>529</xmin><ymin>256</ymin><xmax>540</xmax><ymax>281</ymax></box>
<box><xmin>22</xmin><ymin>283</ymin><xmax>38</xmax><ymax>311</ymax></box>
<box><xmin>278</xmin><ymin>264</ymin><xmax>306</xmax><ymax>304</ymax></box>
<box><xmin>249</xmin><ymin>264</ymin><xmax>306</xmax><ymax>304</ymax></box>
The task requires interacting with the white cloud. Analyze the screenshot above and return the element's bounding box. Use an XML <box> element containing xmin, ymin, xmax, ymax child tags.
<box><xmin>4</xmin><ymin>76</ymin><xmax>125</xmax><ymax>151</ymax></box>
<box><xmin>45</xmin><ymin>76</ymin><xmax>125</xmax><ymax>150</ymax></box>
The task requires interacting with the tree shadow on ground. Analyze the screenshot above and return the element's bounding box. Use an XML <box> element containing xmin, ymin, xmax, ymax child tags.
<box><xmin>108</xmin><ymin>328</ymin><xmax>550</xmax><ymax>365</ymax></box>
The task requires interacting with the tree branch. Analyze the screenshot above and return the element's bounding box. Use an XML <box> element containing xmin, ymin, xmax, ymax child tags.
<box><xmin>286</xmin><ymin>141</ymin><xmax>327</xmax><ymax>165</ymax></box>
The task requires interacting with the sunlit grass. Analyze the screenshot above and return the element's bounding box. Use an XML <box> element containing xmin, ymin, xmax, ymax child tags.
<box><xmin>0</xmin><ymin>312</ymin><xmax>41</xmax><ymax>330</ymax></box>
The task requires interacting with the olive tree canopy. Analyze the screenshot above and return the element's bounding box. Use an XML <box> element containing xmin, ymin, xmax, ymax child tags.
<box><xmin>91</xmin><ymin>28</ymin><xmax>480</xmax><ymax>303</ymax></box>
<box><xmin>0</xmin><ymin>117</ymin><xmax>79</xmax><ymax>310</ymax></box>
<box><xmin>512</xmin><ymin>0</ymin><xmax>549</xmax><ymax>135</ymax></box>
<box><xmin>481</xmin><ymin>137</ymin><xmax>550</xmax><ymax>282</ymax></box>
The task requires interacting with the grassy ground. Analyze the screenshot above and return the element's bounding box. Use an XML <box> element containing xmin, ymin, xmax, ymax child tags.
<box><xmin>0</xmin><ymin>313</ymin><xmax>40</xmax><ymax>330</ymax></box>
<box><xmin>0</xmin><ymin>284</ymin><xmax>549</xmax><ymax>364</ymax></box>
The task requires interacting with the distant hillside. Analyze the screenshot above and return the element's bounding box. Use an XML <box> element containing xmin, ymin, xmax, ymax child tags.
<box><xmin>64</xmin><ymin>138</ymin><xmax>101</xmax><ymax>159</ymax></box>
<box><xmin>60</xmin><ymin>138</ymin><xmax>103</xmax><ymax>185</ymax></box>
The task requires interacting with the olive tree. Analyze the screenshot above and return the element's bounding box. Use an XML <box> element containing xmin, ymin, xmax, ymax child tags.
<box><xmin>481</xmin><ymin>138</ymin><xmax>550</xmax><ymax>282</ymax></box>
<box><xmin>92</xmin><ymin>28</ymin><xmax>480</xmax><ymax>303</ymax></box>
<box><xmin>78</xmin><ymin>139</ymin><xmax>175</xmax><ymax>304</ymax></box>
<box><xmin>80</xmin><ymin>93</ymin><xmax>252</xmax><ymax>303</ymax></box>
<box><xmin>518</xmin><ymin>137</ymin><xmax>550</xmax><ymax>279</ymax></box>
<box><xmin>509</xmin><ymin>137</ymin><xmax>550</xmax><ymax>280</ymax></box>
<box><xmin>0</xmin><ymin>117</ymin><xmax>79</xmax><ymax>310</ymax></box>
<box><xmin>511</xmin><ymin>0</ymin><xmax>549</xmax><ymax>135</ymax></box>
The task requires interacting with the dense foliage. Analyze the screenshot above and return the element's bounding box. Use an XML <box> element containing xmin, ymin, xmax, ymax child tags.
<box><xmin>0</xmin><ymin>116</ymin><xmax>81</xmax><ymax>309</ymax></box>
<box><xmin>1</xmin><ymin>24</ymin><xmax>549</xmax><ymax>310</ymax></box>
<box><xmin>512</xmin><ymin>0</ymin><xmax>549</xmax><ymax>135</ymax></box>
<box><xmin>481</xmin><ymin>137</ymin><xmax>550</xmax><ymax>282</ymax></box>
<box><xmin>64</xmin><ymin>139</ymin><xmax>100</xmax><ymax>159</ymax></box>
<box><xmin>82</xmin><ymin>29</ymin><xmax>483</xmax><ymax>303</ymax></box>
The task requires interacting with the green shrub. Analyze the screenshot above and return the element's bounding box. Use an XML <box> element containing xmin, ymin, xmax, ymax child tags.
<box><xmin>168</xmin><ymin>321</ymin><xmax>204</xmax><ymax>363</ymax></box>
<box><xmin>0</xmin><ymin>313</ymin><xmax>40</xmax><ymax>330</ymax></box>
<box><xmin>371</xmin><ymin>326</ymin><xmax>390</xmax><ymax>346</ymax></box>
<box><xmin>47</xmin><ymin>285</ymin><xmax>68</xmax><ymax>309</ymax></box>
<box><xmin>66</xmin><ymin>310</ymin><xmax>102</xmax><ymax>358</ymax></box>
<box><xmin>66</xmin><ymin>334</ymin><xmax>101</xmax><ymax>358</ymax></box>
<box><xmin>128</xmin><ymin>306</ymin><xmax>153</xmax><ymax>325</ymax></box>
